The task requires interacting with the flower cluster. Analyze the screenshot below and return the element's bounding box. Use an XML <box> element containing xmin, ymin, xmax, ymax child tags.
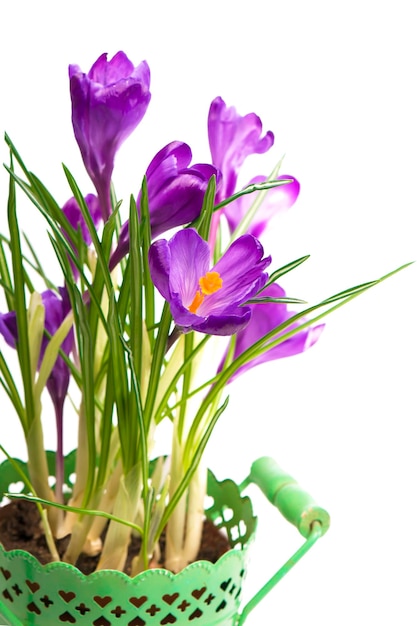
<box><xmin>1</xmin><ymin>51</ymin><xmax>384</xmax><ymax>575</ymax></box>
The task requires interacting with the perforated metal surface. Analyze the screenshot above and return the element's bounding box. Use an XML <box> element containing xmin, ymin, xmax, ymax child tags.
<box><xmin>0</xmin><ymin>459</ymin><xmax>257</xmax><ymax>626</ymax></box>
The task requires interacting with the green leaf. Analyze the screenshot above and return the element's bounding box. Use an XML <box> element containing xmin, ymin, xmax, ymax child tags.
<box><xmin>6</xmin><ymin>152</ymin><xmax>35</xmax><ymax>432</ymax></box>
<box><xmin>246</xmin><ymin>296</ymin><xmax>307</xmax><ymax>305</ymax></box>
<box><xmin>194</xmin><ymin>175</ymin><xmax>217</xmax><ymax>241</ymax></box>
<box><xmin>263</xmin><ymin>255</ymin><xmax>310</xmax><ymax>288</ymax></box>
<box><xmin>4</xmin><ymin>492</ymin><xmax>144</xmax><ymax>536</ymax></box>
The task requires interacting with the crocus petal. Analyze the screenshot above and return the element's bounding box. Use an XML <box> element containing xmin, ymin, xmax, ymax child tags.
<box><xmin>221</xmin><ymin>283</ymin><xmax>324</xmax><ymax>381</ymax></box>
<box><xmin>149</xmin><ymin>229</ymin><xmax>210</xmax><ymax>307</ymax></box>
<box><xmin>61</xmin><ymin>194</ymin><xmax>102</xmax><ymax>278</ymax></box>
<box><xmin>69</xmin><ymin>51</ymin><xmax>151</xmax><ymax>220</ymax></box>
<box><xmin>62</xmin><ymin>194</ymin><xmax>102</xmax><ymax>246</ymax></box>
<box><xmin>224</xmin><ymin>174</ymin><xmax>300</xmax><ymax>238</ymax></box>
<box><xmin>149</xmin><ymin>229</ymin><xmax>271</xmax><ymax>336</ymax></box>
<box><xmin>0</xmin><ymin>288</ymin><xmax>74</xmax><ymax>409</ymax></box>
<box><xmin>144</xmin><ymin>142</ymin><xmax>219</xmax><ymax>237</ymax></box>
<box><xmin>198</xmin><ymin>235</ymin><xmax>270</xmax><ymax>315</ymax></box>
<box><xmin>0</xmin><ymin>311</ymin><xmax>17</xmax><ymax>348</ymax></box>
<box><xmin>110</xmin><ymin>143</ymin><xmax>218</xmax><ymax>270</ymax></box>
<box><xmin>39</xmin><ymin>288</ymin><xmax>74</xmax><ymax>404</ymax></box>
<box><xmin>208</xmin><ymin>96</ymin><xmax>274</xmax><ymax>201</ymax></box>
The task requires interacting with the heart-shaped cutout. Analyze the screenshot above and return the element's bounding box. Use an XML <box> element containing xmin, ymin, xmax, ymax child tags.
<box><xmin>0</xmin><ymin>567</ymin><xmax>11</xmax><ymax>580</ymax></box>
<box><xmin>189</xmin><ymin>608</ymin><xmax>203</xmax><ymax>620</ymax></box>
<box><xmin>216</xmin><ymin>599</ymin><xmax>227</xmax><ymax>612</ymax></box>
<box><xmin>162</xmin><ymin>592</ymin><xmax>179</xmax><ymax>605</ymax></box>
<box><xmin>26</xmin><ymin>580</ymin><xmax>40</xmax><ymax>593</ymax></box>
<box><xmin>58</xmin><ymin>611</ymin><xmax>76</xmax><ymax>623</ymax></box>
<box><xmin>129</xmin><ymin>595</ymin><xmax>147</xmax><ymax>608</ymax></box>
<box><xmin>59</xmin><ymin>590</ymin><xmax>76</xmax><ymax>603</ymax></box>
<box><xmin>27</xmin><ymin>601</ymin><xmax>41</xmax><ymax>615</ymax></box>
<box><xmin>192</xmin><ymin>587</ymin><xmax>206</xmax><ymax>600</ymax></box>
<box><xmin>2</xmin><ymin>589</ymin><xmax>13</xmax><ymax>602</ymax></box>
<box><xmin>93</xmin><ymin>595</ymin><xmax>112</xmax><ymax>608</ymax></box>
<box><xmin>127</xmin><ymin>618</ymin><xmax>146</xmax><ymax>626</ymax></box>
<box><xmin>92</xmin><ymin>617</ymin><xmax>111</xmax><ymax>626</ymax></box>
<box><xmin>160</xmin><ymin>613</ymin><xmax>177</xmax><ymax>624</ymax></box>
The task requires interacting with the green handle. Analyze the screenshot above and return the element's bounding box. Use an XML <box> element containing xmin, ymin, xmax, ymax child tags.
<box><xmin>236</xmin><ymin>457</ymin><xmax>330</xmax><ymax>625</ymax></box>
<box><xmin>249</xmin><ymin>456</ymin><xmax>330</xmax><ymax>538</ymax></box>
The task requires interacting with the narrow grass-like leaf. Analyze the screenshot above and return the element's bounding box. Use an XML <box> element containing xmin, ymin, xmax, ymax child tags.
<box><xmin>0</xmin><ymin>352</ymin><xmax>25</xmax><ymax>421</ymax></box>
<box><xmin>143</xmin><ymin>303</ymin><xmax>173</xmax><ymax>430</ymax></box>
<box><xmin>4</xmin><ymin>492</ymin><xmax>144</xmax><ymax>536</ymax></box>
<box><xmin>230</xmin><ymin>158</ymin><xmax>286</xmax><ymax>242</ymax></box>
<box><xmin>6</xmin><ymin>153</ymin><xmax>34</xmax><ymax>433</ymax></box>
<box><xmin>213</xmin><ymin>174</ymin><xmax>291</xmax><ymax>213</ymax></box>
<box><xmin>34</xmin><ymin>310</ymin><xmax>74</xmax><ymax>402</ymax></box>
<box><xmin>247</xmin><ymin>297</ymin><xmax>307</xmax><ymax>305</ymax></box>
<box><xmin>71</xmin><ymin>286</ymin><xmax>97</xmax><ymax>507</ymax></box>
<box><xmin>139</xmin><ymin>178</ymin><xmax>155</xmax><ymax>348</ymax></box>
<box><xmin>23</xmin><ymin>234</ymin><xmax>57</xmax><ymax>290</ymax></box>
<box><xmin>129</xmin><ymin>193</ymin><xmax>143</xmax><ymax>385</ymax></box>
<box><xmin>177</xmin><ymin>332</ymin><xmax>195</xmax><ymax>441</ymax></box>
<box><xmin>62</xmin><ymin>165</ymin><xmax>114</xmax><ymax>298</ymax></box>
<box><xmin>4</xmin><ymin>133</ymin><xmax>32</xmax><ymax>179</ymax></box>
<box><xmin>263</xmin><ymin>255</ymin><xmax>310</xmax><ymax>288</ymax></box>
<box><xmin>186</xmin><ymin>262</ymin><xmax>413</xmax><ymax>445</ymax></box>
<box><xmin>156</xmin><ymin>397</ymin><xmax>229</xmax><ymax>537</ymax></box>
<box><xmin>0</xmin><ymin>237</ymin><xmax>14</xmax><ymax>311</ymax></box>
<box><xmin>194</xmin><ymin>175</ymin><xmax>217</xmax><ymax>241</ymax></box>
<box><xmin>0</xmin><ymin>443</ymin><xmax>59</xmax><ymax>561</ymax></box>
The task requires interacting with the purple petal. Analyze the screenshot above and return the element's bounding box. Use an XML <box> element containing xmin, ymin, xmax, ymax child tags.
<box><xmin>167</xmin><ymin>229</ymin><xmax>210</xmax><ymax>306</ymax></box>
<box><xmin>87</xmin><ymin>51</ymin><xmax>135</xmax><ymax>84</ymax></box>
<box><xmin>149</xmin><ymin>229</ymin><xmax>271</xmax><ymax>336</ymax></box>
<box><xmin>62</xmin><ymin>193</ymin><xmax>102</xmax><ymax>246</ymax></box>
<box><xmin>200</xmin><ymin>235</ymin><xmax>270</xmax><ymax>315</ymax></box>
<box><xmin>0</xmin><ymin>311</ymin><xmax>17</xmax><ymax>347</ymax></box>
<box><xmin>144</xmin><ymin>142</ymin><xmax>219</xmax><ymax>238</ymax></box>
<box><xmin>148</xmin><ymin>238</ymin><xmax>172</xmax><ymax>301</ymax></box>
<box><xmin>208</xmin><ymin>96</ymin><xmax>274</xmax><ymax>201</ymax></box>
<box><xmin>69</xmin><ymin>51</ymin><xmax>151</xmax><ymax>220</ymax></box>
<box><xmin>0</xmin><ymin>288</ymin><xmax>74</xmax><ymax>409</ymax></box>
<box><xmin>41</xmin><ymin>288</ymin><xmax>74</xmax><ymax>408</ymax></box>
<box><xmin>145</xmin><ymin>141</ymin><xmax>192</xmax><ymax>182</ymax></box>
<box><xmin>110</xmin><ymin>144</ymin><xmax>218</xmax><ymax>270</ymax></box>
<box><xmin>223</xmin><ymin>283</ymin><xmax>324</xmax><ymax>380</ymax></box>
<box><xmin>191</xmin><ymin>306</ymin><xmax>252</xmax><ymax>336</ymax></box>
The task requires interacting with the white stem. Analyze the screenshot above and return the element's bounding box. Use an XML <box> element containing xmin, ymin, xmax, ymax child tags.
<box><xmin>183</xmin><ymin>462</ymin><xmax>207</xmax><ymax>563</ymax></box>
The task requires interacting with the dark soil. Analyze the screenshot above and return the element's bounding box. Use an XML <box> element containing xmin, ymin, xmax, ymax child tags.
<box><xmin>0</xmin><ymin>499</ymin><xmax>230</xmax><ymax>575</ymax></box>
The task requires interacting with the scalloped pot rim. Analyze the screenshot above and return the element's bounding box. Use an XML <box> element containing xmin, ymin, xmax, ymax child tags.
<box><xmin>0</xmin><ymin>534</ymin><xmax>255</xmax><ymax>583</ymax></box>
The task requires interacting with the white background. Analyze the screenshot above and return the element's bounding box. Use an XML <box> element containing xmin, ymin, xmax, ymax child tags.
<box><xmin>0</xmin><ymin>1</ymin><xmax>416</xmax><ymax>624</ymax></box>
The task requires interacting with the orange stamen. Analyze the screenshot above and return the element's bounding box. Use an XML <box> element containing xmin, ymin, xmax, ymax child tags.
<box><xmin>199</xmin><ymin>271</ymin><xmax>223</xmax><ymax>295</ymax></box>
<box><xmin>188</xmin><ymin>290</ymin><xmax>205</xmax><ymax>314</ymax></box>
<box><xmin>188</xmin><ymin>271</ymin><xmax>223</xmax><ymax>314</ymax></box>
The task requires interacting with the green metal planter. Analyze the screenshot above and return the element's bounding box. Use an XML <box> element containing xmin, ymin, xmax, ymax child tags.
<box><xmin>0</xmin><ymin>455</ymin><xmax>329</xmax><ymax>626</ymax></box>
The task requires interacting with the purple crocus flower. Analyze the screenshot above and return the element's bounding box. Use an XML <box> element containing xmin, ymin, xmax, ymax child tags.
<box><xmin>0</xmin><ymin>288</ymin><xmax>73</xmax><ymax>502</ymax></box>
<box><xmin>220</xmin><ymin>283</ymin><xmax>324</xmax><ymax>381</ymax></box>
<box><xmin>62</xmin><ymin>194</ymin><xmax>102</xmax><ymax>277</ymax></box>
<box><xmin>62</xmin><ymin>193</ymin><xmax>102</xmax><ymax>246</ymax></box>
<box><xmin>69</xmin><ymin>51</ymin><xmax>151</xmax><ymax>221</ymax></box>
<box><xmin>208</xmin><ymin>96</ymin><xmax>274</xmax><ymax>202</ymax></box>
<box><xmin>149</xmin><ymin>228</ymin><xmax>271</xmax><ymax>336</ymax></box>
<box><xmin>0</xmin><ymin>288</ymin><xmax>73</xmax><ymax>411</ymax></box>
<box><xmin>40</xmin><ymin>288</ymin><xmax>74</xmax><ymax>410</ymax></box>
<box><xmin>207</xmin><ymin>96</ymin><xmax>274</xmax><ymax>251</ymax></box>
<box><xmin>109</xmin><ymin>142</ymin><xmax>218</xmax><ymax>269</ymax></box>
<box><xmin>223</xmin><ymin>174</ymin><xmax>300</xmax><ymax>239</ymax></box>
